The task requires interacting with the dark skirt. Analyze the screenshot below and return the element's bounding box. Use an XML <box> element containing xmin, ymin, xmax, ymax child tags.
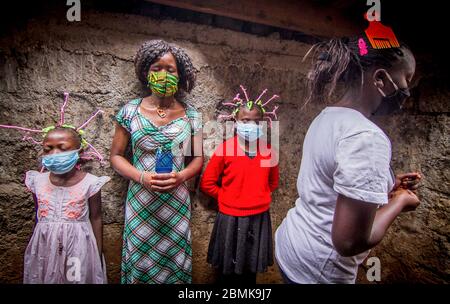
<box><xmin>207</xmin><ymin>210</ymin><xmax>274</xmax><ymax>275</ymax></box>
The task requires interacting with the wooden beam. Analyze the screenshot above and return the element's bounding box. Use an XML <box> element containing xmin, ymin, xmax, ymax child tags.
<box><xmin>145</xmin><ymin>0</ymin><xmax>361</xmax><ymax>37</ymax></box>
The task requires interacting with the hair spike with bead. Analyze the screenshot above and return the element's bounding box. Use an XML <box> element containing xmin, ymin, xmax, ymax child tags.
<box><xmin>0</xmin><ymin>92</ymin><xmax>106</xmax><ymax>167</ymax></box>
<box><xmin>219</xmin><ymin>85</ymin><xmax>280</xmax><ymax>127</ymax></box>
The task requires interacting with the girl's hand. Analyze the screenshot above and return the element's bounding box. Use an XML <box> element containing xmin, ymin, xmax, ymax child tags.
<box><xmin>390</xmin><ymin>188</ymin><xmax>420</xmax><ymax>212</ymax></box>
<box><xmin>394</xmin><ymin>172</ymin><xmax>422</xmax><ymax>192</ymax></box>
<box><xmin>149</xmin><ymin>171</ymin><xmax>186</xmax><ymax>193</ymax></box>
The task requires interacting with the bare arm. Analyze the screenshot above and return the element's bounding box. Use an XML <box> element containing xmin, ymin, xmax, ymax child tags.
<box><xmin>110</xmin><ymin>122</ymin><xmax>141</xmax><ymax>183</ymax></box>
<box><xmin>332</xmin><ymin>188</ymin><xmax>420</xmax><ymax>257</ymax></box>
<box><xmin>88</xmin><ymin>191</ymin><xmax>103</xmax><ymax>260</ymax></box>
<box><xmin>179</xmin><ymin>130</ymin><xmax>204</xmax><ymax>183</ymax></box>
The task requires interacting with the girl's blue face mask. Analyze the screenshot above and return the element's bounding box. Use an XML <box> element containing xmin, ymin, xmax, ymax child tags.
<box><xmin>41</xmin><ymin>149</ymin><xmax>80</xmax><ymax>175</ymax></box>
<box><xmin>236</xmin><ymin>121</ymin><xmax>263</xmax><ymax>142</ymax></box>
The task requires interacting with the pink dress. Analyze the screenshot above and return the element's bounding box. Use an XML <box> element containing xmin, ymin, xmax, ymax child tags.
<box><xmin>23</xmin><ymin>170</ymin><xmax>110</xmax><ymax>284</ymax></box>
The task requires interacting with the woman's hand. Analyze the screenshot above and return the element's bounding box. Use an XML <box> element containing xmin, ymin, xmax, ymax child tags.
<box><xmin>146</xmin><ymin>171</ymin><xmax>186</xmax><ymax>193</ymax></box>
<box><xmin>141</xmin><ymin>172</ymin><xmax>155</xmax><ymax>190</ymax></box>
<box><xmin>393</xmin><ymin>172</ymin><xmax>422</xmax><ymax>192</ymax></box>
<box><xmin>390</xmin><ymin>187</ymin><xmax>420</xmax><ymax>212</ymax></box>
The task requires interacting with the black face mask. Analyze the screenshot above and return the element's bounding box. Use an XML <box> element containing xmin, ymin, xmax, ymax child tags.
<box><xmin>372</xmin><ymin>72</ymin><xmax>410</xmax><ymax>116</ymax></box>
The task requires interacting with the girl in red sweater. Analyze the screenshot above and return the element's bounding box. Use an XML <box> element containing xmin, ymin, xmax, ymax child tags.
<box><xmin>200</xmin><ymin>86</ymin><xmax>279</xmax><ymax>285</ymax></box>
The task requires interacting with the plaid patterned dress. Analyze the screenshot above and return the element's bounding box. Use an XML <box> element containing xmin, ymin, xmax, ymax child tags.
<box><xmin>116</xmin><ymin>98</ymin><xmax>201</xmax><ymax>284</ymax></box>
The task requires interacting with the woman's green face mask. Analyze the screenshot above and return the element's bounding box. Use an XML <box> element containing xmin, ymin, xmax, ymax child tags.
<box><xmin>147</xmin><ymin>71</ymin><xmax>179</xmax><ymax>97</ymax></box>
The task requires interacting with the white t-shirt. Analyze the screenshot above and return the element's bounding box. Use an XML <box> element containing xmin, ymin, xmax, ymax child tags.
<box><xmin>275</xmin><ymin>107</ymin><xmax>395</xmax><ymax>283</ymax></box>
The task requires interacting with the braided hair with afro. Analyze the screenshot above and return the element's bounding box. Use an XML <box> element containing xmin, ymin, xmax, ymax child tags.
<box><xmin>134</xmin><ymin>39</ymin><xmax>196</xmax><ymax>98</ymax></box>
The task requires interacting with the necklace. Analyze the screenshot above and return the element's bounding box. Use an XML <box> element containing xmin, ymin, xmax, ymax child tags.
<box><xmin>156</xmin><ymin>107</ymin><xmax>167</xmax><ymax>118</ymax></box>
<box><xmin>143</xmin><ymin>98</ymin><xmax>173</xmax><ymax>118</ymax></box>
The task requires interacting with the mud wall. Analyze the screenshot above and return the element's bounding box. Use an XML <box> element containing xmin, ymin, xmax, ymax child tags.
<box><xmin>0</xmin><ymin>6</ymin><xmax>448</xmax><ymax>283</ymax></box>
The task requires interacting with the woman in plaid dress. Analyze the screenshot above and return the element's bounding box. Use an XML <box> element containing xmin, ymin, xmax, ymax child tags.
<box><xmin>110</xmin><ymin>40</ymin><xmax>203</xmax><ymax>284</ymax></box>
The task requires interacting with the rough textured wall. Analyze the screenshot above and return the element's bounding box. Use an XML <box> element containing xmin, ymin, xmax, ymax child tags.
<box><xmin>363</xmin><ymin>75</ymin><xmax>450</xmax><ymax>283</ymax></box>
<box><xmin>0</xmin><ymin>9</ymin><xmax>448</xmax><ymax>283</ymax></box>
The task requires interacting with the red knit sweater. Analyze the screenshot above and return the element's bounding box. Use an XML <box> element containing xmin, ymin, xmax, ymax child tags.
<box><xmin>200</xmin><ymin>136</ymin><xmax>279</xmax><ymax>216</ymax></box>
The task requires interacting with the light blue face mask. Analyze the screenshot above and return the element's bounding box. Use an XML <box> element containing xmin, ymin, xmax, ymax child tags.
<box><xmin>236</xmin><ymin>121</ymin><xmax>263</xmax><ymax>142</ymax></box>
<box><xmin>41</xmin><ymin>149</ymin><xmax>80</xmax><ymax>175</ymax></box>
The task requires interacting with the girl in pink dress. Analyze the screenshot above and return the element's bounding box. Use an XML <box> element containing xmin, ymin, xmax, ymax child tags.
<box><xmin>0</xmin><ymin>92</ymin><xmax>109</xmax><ymax>283</ymax></box>
<box><xmin>23</xmin><ymin>126</ymin><xmax>110</xmax><ymax>284</ymax></box>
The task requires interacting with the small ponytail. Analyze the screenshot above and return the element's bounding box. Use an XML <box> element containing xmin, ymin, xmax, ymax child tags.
<box><xmin>303</xmin><ymin>35</ymin><xmax>411</xmax><ymax>106</ymax></box>
<box><xmin>303</xmin><ymin>38</ymin><xmax>363</xmax><ymax>105</ymax></box>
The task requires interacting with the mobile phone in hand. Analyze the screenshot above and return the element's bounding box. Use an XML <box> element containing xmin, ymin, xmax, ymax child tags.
<box><xmin>155</xmin><ymin>148</ymin><xmax>173</xmax><ymax>173</ymax></box>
